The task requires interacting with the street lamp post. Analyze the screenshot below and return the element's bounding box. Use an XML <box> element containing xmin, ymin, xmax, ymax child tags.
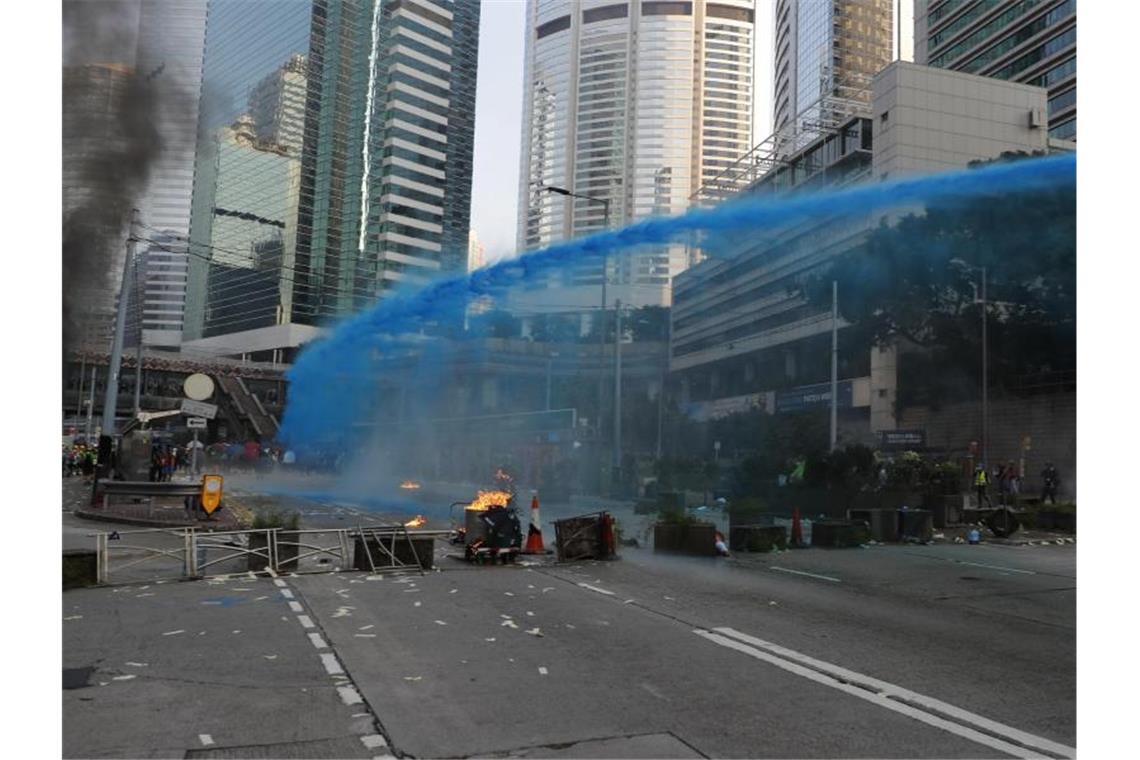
<box><xmin>542</xmin><ymin>185</ymin><xmax>614</xmax><ymax>484</ymax></box>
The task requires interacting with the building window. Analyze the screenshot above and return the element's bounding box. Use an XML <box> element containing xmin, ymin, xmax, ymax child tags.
<box><xmin>536</xmin><ymin>15</ymin><xmax>571</xmax><ymax>38</ymax></box>
<box><xmin>707</xmin><ymin>4</ymin><xmax>754</xmax><ymax>23</ymax></box>
<box><xmin>642</xmin><ymin>1</ymin><xmax>693</xmax><ymax>16</ymax></box>
<box><xmin>583</xmin><ymin>4</ymin><xmax>628</xmax><ymax>23</ymax></box>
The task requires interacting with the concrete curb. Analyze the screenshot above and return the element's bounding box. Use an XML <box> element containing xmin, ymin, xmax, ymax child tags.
<box><xmin>73</xmin><ymin>508</ymin><xmax>240</xmax><ymax>531</ymax></box>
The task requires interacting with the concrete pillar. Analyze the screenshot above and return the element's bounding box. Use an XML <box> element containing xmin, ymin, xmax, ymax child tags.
<box><xmin>870</xmin><ymin>342</ymin><xmax>898</xmax><ymax>433</ymax></box>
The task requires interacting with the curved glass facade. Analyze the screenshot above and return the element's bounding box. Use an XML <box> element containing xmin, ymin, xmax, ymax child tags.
<box><xmin>516</xmin><ymin>0</ymin><xmax>755</xmax><ymax>309</ymax></box>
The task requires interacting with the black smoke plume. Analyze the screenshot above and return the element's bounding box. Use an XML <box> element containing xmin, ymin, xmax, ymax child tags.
<box><xmin>62</xmin><ymin>0</ymin><xmax>161</xmax><ymax>353</ymax></box>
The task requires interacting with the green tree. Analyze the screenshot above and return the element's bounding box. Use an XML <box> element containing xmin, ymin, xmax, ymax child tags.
<box><xmin>805</xmin><ymin>152</ymin><xmax>1075</xmax><ymax>398</ymax></box>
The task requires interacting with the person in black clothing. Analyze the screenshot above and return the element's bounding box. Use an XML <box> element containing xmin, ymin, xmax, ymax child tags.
<box><xmin>1041</xmin><ymin>462</ymin><xmax>1060</xmax><ymax>504</ymax></box>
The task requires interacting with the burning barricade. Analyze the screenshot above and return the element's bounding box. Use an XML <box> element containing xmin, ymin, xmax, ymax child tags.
<box><xmin>450</xmin><ymin>489</ymin><xmax>523</xmax><ymax>564</ymax></box>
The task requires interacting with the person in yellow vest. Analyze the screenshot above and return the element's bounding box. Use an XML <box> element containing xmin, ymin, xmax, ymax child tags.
<box><xmin>974</xmin><ymin>465</ymin><xmax>992</xmax><ymax>508</ymax></box>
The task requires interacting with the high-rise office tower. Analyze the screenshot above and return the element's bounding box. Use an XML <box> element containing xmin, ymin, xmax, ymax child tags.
<box><xmin>772</xmin><ymin>0</ymin><xmax>894</xmax><ymax>147</ymax></box>
<box><xmin>515</xmin><ymin>0</ymin><xmax>756</xmax><ymax>311</ymax></box>
<box><xmin>61</xmin><ymin>0</ymin><xmax>208</xmax><ymax>350</ymax></box>
<box><xmin>132</xmin><ymin>0</ymin><xmax>209</xmax><ymax>347</ymax></box>
<box><xmin>183</xmin><ymin>0</ymin><xmax>480</xmax><ymax>361</ymax></box>
<box><xmin>915</xmin><ymin>0</ymin><xmax>1076</xmax><ymax>141</ymax></box>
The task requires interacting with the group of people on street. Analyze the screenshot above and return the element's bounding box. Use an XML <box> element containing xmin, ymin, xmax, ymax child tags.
<box><xmin>149</xmin><ymin>444</ymin><xmax>188</xmax><ymax>482</ymax></box>
<box><xmin>62</xmin><ymin>443</ymin><xmax>97</xmax><ymax>480</ymax></box>
<box><xmin>974</xmin><ymin>461</ymin><xmax>1062</xmax><ymax>507</ymax></box>
<box><xmin>204</xmin><ymin>441</ymin><xmax>300</xmax><ymax>474</ymax></box>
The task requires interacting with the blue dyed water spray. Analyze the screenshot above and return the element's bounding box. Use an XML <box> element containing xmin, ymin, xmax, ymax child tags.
<box><xmin>280</xmin><ymin>153</ymin><xmax>1075</xmax><ymax>450</ymax></box>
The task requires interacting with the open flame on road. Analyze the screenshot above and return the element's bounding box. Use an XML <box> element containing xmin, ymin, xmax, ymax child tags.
<box><xmin>405</xmin><ymin>515</ymin><xmax>427</xmax><ymax>528</ymax></box>
<box><xmin>466</xmin><ymin>490</ymin><xmax>512</xmax><ymax>512</ymax></box>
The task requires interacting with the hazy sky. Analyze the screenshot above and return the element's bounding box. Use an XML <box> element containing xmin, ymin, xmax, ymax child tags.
<box><xmin>470</xmin><ymin>0</ymin><xmax>775</xmax><ymax>265</ymax></box>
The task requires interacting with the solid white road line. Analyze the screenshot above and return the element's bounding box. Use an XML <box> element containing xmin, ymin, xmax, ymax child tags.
<box><xmin>361</xmin><ymin>735</ymin><xmax>388</xmax><ymax>749</ymax></box>
<box><xmin>769</xmin><ymin>566</ymin><xmax>841</xmax><ymax>583</ymax></box>
<box><xmin>577</xmin><ymin>583</ymin><xmax>616</xmax><ymax>596</ymax></box>
<box><xmin>706</xmin><ymin>627</ymin><xmax>1075</xmax><ymax>759</ymax></box>
<box><xmin>338</xmin><ymin>686</ymin><xmax>363</xmax><ymax>705</ymax></box>
<box><xmin>955</xmin><ymin>560</ymin><xmax>1036</xmax><ymax>575</ymax></box>
<box><xmin>320</xmin><ymin>653</ymin><xmax>345</xmax><ymax>676</ymax></box>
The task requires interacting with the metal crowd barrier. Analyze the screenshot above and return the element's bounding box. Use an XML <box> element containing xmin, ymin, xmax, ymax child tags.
<box><xmin>90</xmin><ymin>526</ymin><xmax>435</xmax><ymax>584</ymax></box>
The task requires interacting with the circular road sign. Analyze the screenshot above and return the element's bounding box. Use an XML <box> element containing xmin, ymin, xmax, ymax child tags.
<box><xmin>184</xmin><ymin>373</ymin><xmax>216</xmax><ymax>401</ymax></box>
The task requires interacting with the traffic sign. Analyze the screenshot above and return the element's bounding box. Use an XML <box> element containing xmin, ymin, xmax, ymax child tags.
<box><xmin>201</xmin><ymin>475</ymin><xmax>223</xmax><ymax>515</ymax></box>
<box><xmin>187</xmin><ymin>417</ymin><xmax>208</xmax><ymax>429</ymax></box>
<box><xmin>181</xmin><ymin>399</ymin><xmax>218</xmax><ymax>419</ymax></box>
<box><xmin>184</xmin><ymin>373</ymin><xmax>215</xmax><ymax>401</ymax></box>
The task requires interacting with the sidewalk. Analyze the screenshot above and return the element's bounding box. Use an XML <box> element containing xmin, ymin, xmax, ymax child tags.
<box><xmin>65</xmin><ymin>478</ymin><xmax>246</xmax><ymax>530</ymax></box>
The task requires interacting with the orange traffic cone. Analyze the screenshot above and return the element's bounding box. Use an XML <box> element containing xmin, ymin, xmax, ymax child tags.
<box><xmin>523</xmin><ymin>493</ymin><xmax>545</xmax><ymax>554</ymax></box>
<box><xmin>791</xmin><ymin>506</ymin><xmax>804</xmax><ymax>547</ymax></box>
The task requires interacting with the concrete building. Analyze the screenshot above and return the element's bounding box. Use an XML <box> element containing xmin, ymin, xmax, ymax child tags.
<box><xmin>514</xmin><ymin>0</ymin><xmax>757</xmax><ymax>313</ymax></box>
<box><xmin>468</xmin><ymin>230</ymin><xmax>486</xmax><ymax>271</ymax></box>
<box><xmin>915</xmin><ymin>0</ymin><xmax>1076</xmax><ymax>141</ymax></box>
<box><xmin>671</xmin><ymin>61</ymin><xmax>1052</xmax><ymax>438</ymax></box>
<box><xmin>248</xmin><ymin>54</ymin><xmax>309</xmax><ymax>156</ymax></box>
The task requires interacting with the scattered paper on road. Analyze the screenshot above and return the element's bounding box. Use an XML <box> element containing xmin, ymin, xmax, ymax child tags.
<box><xmin>434</xmin><ymin>620</ymin><xmax>448</xmax><ymax>626</ymax></box>
<box><xmin>538</xmin><ymin>666</ymin><xmax>548</xmax><ymax>675</ymax></box>
<box><xmin>359</xmin><ymin>624</ymin><xmax>375</xmax><ymax>630</ymax></box>
<box><xmin>403</xmin><ymin>676</ymin><xmax>422</xmax><ymax>681</ymax></box>
<box><xmin>112</xmin><ymin>675</ymin><xmax>136</xmax><ymax>681</ymax></box>
<box><xmin>64</xmin><ymin>615</ymin><xmax>83</xmax><ymax>621</ymax></box>
<box><xmin>525</xmin><ymin>627</ymin><xmax>544</xmax><ymax>637</ymax></box>
<box><xmin>502</xmin><ymin>619</ymin><xmax>519</xmax><ymax>629</ymax></box>
<box><xmin>125</xmin><ymin>662</ymin><xmax>148</xmax><ymax>667</ymax></box>
<box><xmin>162</xmin><ymin>630</ymin><xmax>185</xmax><ymax>636</ymax></box>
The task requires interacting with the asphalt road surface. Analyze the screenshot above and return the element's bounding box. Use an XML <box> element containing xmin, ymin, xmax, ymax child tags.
<box><xmin>64</xmin><ymin>533</ymin><xmax>1074</xmax><ymax>759</ymax></box>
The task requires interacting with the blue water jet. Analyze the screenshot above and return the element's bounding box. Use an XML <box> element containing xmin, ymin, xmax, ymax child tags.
<box><xmin>280</xmin><ymin>153</ymin><xmax>1075</xmax><ymax>451</ymax></box>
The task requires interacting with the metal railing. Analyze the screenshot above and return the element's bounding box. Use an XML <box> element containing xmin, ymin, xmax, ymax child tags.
<box><xmin>91</xmin><ymin>526</ymin><xmax>434</xmax><ymax>584</ymax></box>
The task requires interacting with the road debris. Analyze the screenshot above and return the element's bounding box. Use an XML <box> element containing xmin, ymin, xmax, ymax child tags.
<box><xmin>525</xmin><ymin>627</ymin><xmax>544</xmax><ymax>637</ymax></box>
<box><xmin>162</xmin><ymin>630</ymin><xmax>185</xmax><ymax>636</ymax></box>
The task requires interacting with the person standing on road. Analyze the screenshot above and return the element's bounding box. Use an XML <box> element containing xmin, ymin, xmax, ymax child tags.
<box><xmin>974</xmin><ymin>465</ymin><xmax>992</xmax><ymax>508</ymax></box>
<box><xmin>1041</xmin><ymin>462</ymin><xmax>1060</xmax><ymax>504</ymax></box>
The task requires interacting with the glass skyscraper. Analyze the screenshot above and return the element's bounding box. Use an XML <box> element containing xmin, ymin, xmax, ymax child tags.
<box><xmin>515</xmin><ymin>0</ymin><xmax>756</xmax><ymax>311</ymax></box>
<box><xmin>915</xmin><ymin>0</ymin><xmax>1076</xmax><ymax>141</ymax></box>
<box><xmin>183</xmin><ymin>0</ymin><xmax>480</xmax><ymax>358</ymax></box>
<box><xmin>773</xmin><ymin>0</ymin><xmax>894</xmax><ymax>149</ymax></box>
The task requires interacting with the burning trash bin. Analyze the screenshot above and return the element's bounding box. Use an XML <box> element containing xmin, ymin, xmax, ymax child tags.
<box><xmin>456</xmin><ymin>490</ymin><xmax>522</xmax><ymax>564</ymax></box>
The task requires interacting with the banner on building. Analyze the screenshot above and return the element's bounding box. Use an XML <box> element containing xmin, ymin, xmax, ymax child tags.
<box><xmin>682</xmin><ymin>392</ymin><xmax>767</xmax><ymax>422</ymax></box>
<box><xmin>775</xmin><ymin>380</ymin><xmax>853</xmax><ymax>414</ymax></box>
<box><xmin>878</xmin><ymin>429</ymin><xmax>927</xmax><ymax>450</ymax></box>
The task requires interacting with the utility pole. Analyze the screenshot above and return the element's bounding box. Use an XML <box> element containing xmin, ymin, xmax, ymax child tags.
<box><xmin>85</xmin><ymin>365</ymin><xmax>97</xmax><ymax>441</ymax></box>
<box><xmin>545</xmin><ymin>352</ymin><xmax>559</xmax><ymax>411</ymax></box>
<box><xmin>613</xmin><ymin>299</ymin><xmax>623</xmax><ymax>488</ymax></box>
<box><xmin>75</xmin><ymin>353</ymin><xmax>87</xmax><ymax>426</ymax></box>
<box><xmin>133</xmin><ymin>340</ymin><xmax>143</xmax><ymax>417</ymax></box>
<box><xmin>830</xmin><ymin>280</ymin><xmax>838</xmax><ymax>451</ymax></box>
<box><xmin>981</xmin><ymin>267</ymin><xmax>988</xmax><ymax>468</ymax></box>
<box><xmin>99</xmin><ymin>209</ymin><xmax>139</xmax><ymax>473</ymax></box>
<box><xmin>542</xmin><ymin>185</ymin><xmax>610</xmax><ymax>457</ymax></box>
<box><xmin>655</xmin><ymin>312</ymin><xmax>671</xmax><ymax>460</ymax></box>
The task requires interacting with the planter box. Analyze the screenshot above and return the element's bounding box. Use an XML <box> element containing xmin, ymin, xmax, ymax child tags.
<box><xmin>810</xmin><ymin>520</ymin><xmax>870</xmax><ymax>548</ymax></box>
<box><xmin>848</xmin><ymin>509</ymin><xmax>898</xmax><ymax>542</ymax></box>
<box><xmin>63</xmin><ymin>550</ymin><xmax>98</xmax><ymax>589</ymax></box>
<box><xmin>1035</xmin><ymin>510</ymin><xmax>1076</xmax><ymax>533</ymax></box>
<box><xmin>653</xmin><ymin>522</ymin><xmax>717</xmax><ymax>556</ymax></box>
<box><xmin>729</xmin><ymin>525</ymin><xmax>787</xmax><ymax>553</ymax></box>
<box><xmin>899</xmin><ymin>509</ymin><xmax>934</xmax><ymax>542</ymax></box>
<box><xmin>922</xmin><ymin>495</ymin><xmax>961</xmax><ymax>529</ymax></box>
<box><xmin>353</xmin><ymin>536</ymin><xmax>434</xmax><ymax>571</ymax></box>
